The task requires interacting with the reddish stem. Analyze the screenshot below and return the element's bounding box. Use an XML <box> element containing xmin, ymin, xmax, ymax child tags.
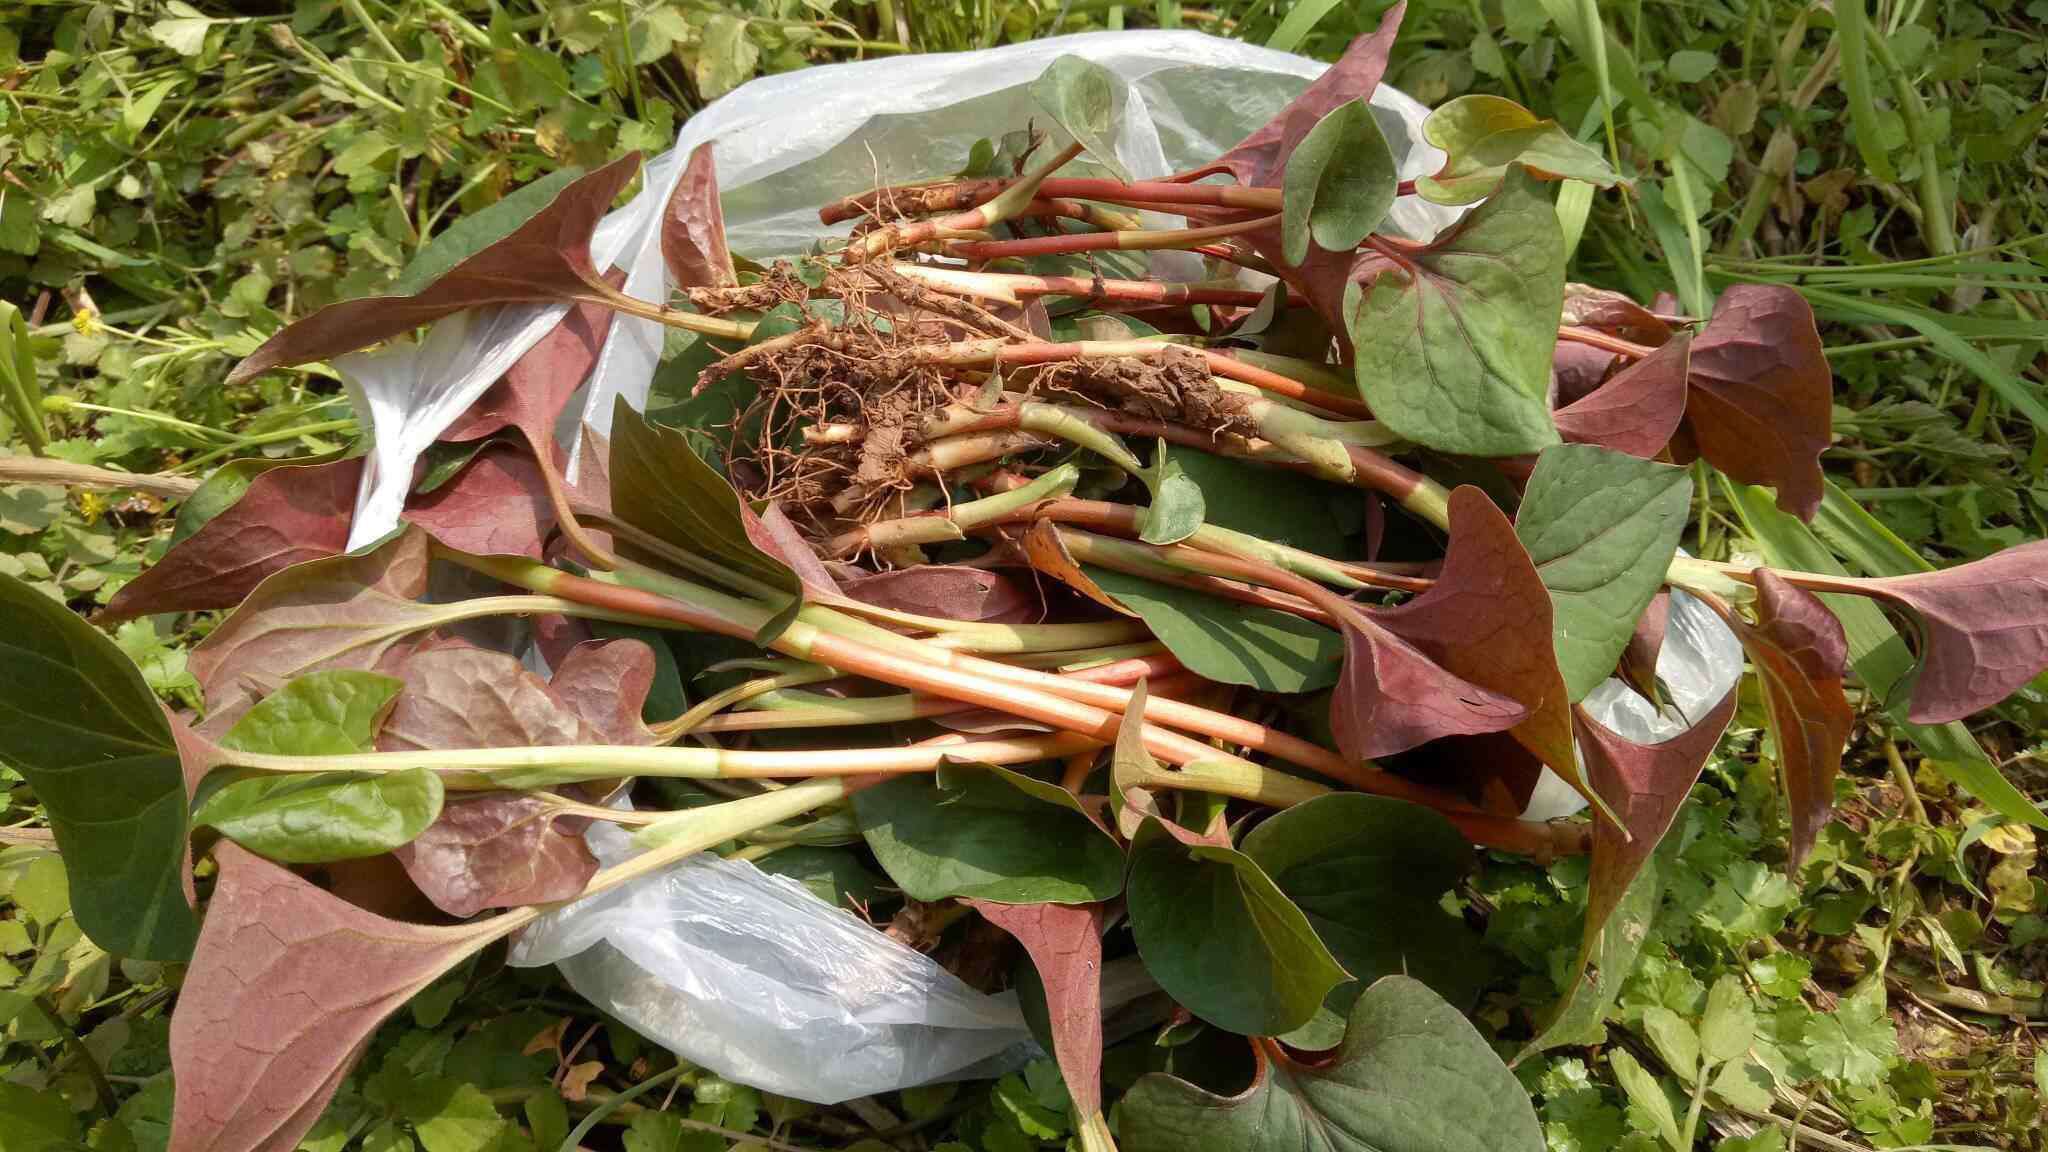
<box><xmin>1557</xmin><ymin>325</ymin><xmax>1657</xmax><ymax>360</ymax></box>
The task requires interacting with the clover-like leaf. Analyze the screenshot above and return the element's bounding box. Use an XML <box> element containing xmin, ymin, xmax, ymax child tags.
<box><xmin>1281</xmin><ymin>98</ymin><xmax>1397</xmax><ymax>265</ymax></box>
<box><xmin>1120</xmin><ymin>976</ymin><xmax>1542</xmax><ymax>1152</ymax></box>
<box><xmin>1416</xmin><ymin>94</ymin><xmax>1621</xmax><ymax>205</ymax></box>
<box><xmin>1344</xmin><ymin>168</ymin><xmax>1565</xmax><ymax>457</ymax></box>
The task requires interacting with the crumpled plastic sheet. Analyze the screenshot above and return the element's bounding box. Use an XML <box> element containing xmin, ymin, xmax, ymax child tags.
<box><xmin>344</xmin><ymin>30</ymin><xmax>1744</xmax><ymax>1101</ymax></box>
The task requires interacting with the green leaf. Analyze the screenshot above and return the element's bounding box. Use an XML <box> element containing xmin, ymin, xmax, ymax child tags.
<box><xmin>1344</xmin><ymin>167</ymin><xmax>1565</xmax><ymax>457</ymax></box>
<box><xmin>1522</xmin><ymin>834</ymin><xmax>1674</xmax><ymax>1059</ymax></box>
<box><xmin>1083</xmin><ymin>565</ymin><xmax>1341</xmax><ymax>693</ymax></box>
<box><xmin>1030</xmin><ymin>56</ymin><xmax>1130</xmax><ymax>182</ymax></box>
<box><xmin>1168</xmin><ymin>447</ymin><xmax>1351</xmax><ymax>557</ymax></box>
<box><xmin>1515</xmin><ymin>445</ymin><xmax>1692</xmax><ymax>700</ymax></box>
<box><xmin>1641</xmin><ymin>1006</ymin><xmax>1700</xmax><ymax>1080</ymax></box>
<box><xmin>1798</xmin><ymin>987</ymin><xmax>1896</xmax><ymax>1087</ymax></box>
<box><xmin>1833</xmin><ymin>0</ymin><xmax>1898</xmax><ymax>183</ymax></box>
<box><xmin>394</xmin><ymin>168</ymin><xmax>583</xmax><ymax>296</ymax></box>
<box><xmin>1239</xmin><ymin>795</ymin><xmax>1486</xmax><ymax>1042</ymax></box>
<box><xmin>1724</xmin><ymin>479</ymin><xmax>2048</xmax><ymax>829</ymax></box>
<box><xmin>1263</xmin><ymin>0</ymin><xmax>1345</xmax><ymax>53</ymax></box>
<box><xmin>218</xmin><ymin>669</ymin><xmax>404</xmax><ymax>756</ymax></box>
<box><xmin>0</xmin><ymin>1082</ymin><xmax>79</xmax><ymax>1152</ymax></box>
<box><xmin>1281</xmin><ymin>99</ymin><xmax>1397</xmax><ymax>265</ymax></box>
<box><xmin>1417</xmin><ymin>95</ymin><xmax>1620</xmax><ymax>205</ymax></box>
<box><xmin>1137</xmin><ymin>445</ymin><xmax>1205</xmax><ymax>545</ymax></box>
<box><xmin>1</xmin><ymin>301</ymin><xmax>46</xmax><ymax>453</ymax></box>
<box><xmin>1126</xmin><ymin>817</ymin><xmax>1346</xmax><ymax>1036</ymax></box>
<box><xmin>1120</xmin><ymin>976</ymin><xmax>1543</xmax><ymax>1152</ymax></box>
<box><xmin>1803</xmin><ymin>287</ymin><xmax>2048</xmax><ymax>437</ymax></box>
<box><xmin>192</xmin><ymin>768</ymin><xmax>444</xmax><ymax>864</ymax></box>
<box><xmin>609</xmin><ymin>396</ymin><xmax>798</xmax><ymax>597</ymax></box>
<box><xmin>1608</xmin><ymin>1049</ymin><xmax>1681</xmax><ymax>1150</ymax></box>
<box><xmin>405</xmin><ymin>1078</ymin><xmax>505</xmax><ymax>1152</ymax></box>
<box><xmin>622</xmin><ymin>1109</ymin><xmax>722</xmax><ymax>1152</ymax></box>
<box><xmin>855</xmin><ymin>761</ymin><xmax>1124</xmax><ymax>904</ymax></box>
<box><xmin>1699</xmin><ymin>975</ymin><xmax>1756</xmax><ymax>1065</ymax></box>
<box><xmin>0</xmin><ymin>570</ymin><xmax>198</xmax><ymax>960</ymax></box>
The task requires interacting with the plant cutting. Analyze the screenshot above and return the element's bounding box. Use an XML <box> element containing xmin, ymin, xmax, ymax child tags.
<box><xmin>5</xmin><ymin>5</ymin><xmax>2047</xmax><ymax>1152</ymax></box>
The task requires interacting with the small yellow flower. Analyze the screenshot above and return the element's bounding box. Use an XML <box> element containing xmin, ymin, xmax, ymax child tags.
<box><xmin>76</xmin><ymin>489</ymin><xmax>106</xmax><ymax>526</ymax></box>
<box><xmin>72</xmin><ymin>308</ymin><xmax>99</xmax><ymax>339</ymax></box>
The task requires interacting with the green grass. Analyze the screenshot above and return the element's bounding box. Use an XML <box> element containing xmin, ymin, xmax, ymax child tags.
<box><xmin>2</xmin><ymin>1</ymin><xmax>2046</xmax><ymax>1149</ymax></box>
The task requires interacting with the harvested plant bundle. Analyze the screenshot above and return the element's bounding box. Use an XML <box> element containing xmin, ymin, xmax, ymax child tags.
<box><xmin>6</xmin><ymin>6</ymin><xmax>2047</xmax><ymax>1151</ymax></box>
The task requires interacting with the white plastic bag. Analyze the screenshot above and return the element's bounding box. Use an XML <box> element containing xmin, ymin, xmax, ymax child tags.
<box><xmin>347</xmin><ymin>30</ymin><xmax>1741</xmax><ymax>1102</ymax></box>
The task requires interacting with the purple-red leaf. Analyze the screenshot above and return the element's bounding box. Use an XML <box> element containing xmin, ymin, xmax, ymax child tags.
<box><xmin>1848</xmin><ymin>539</ymin><xmax>2048</xmax><ymax>723</ymax></box>
<box><xmin>1616</xmin><ymin>591</ymin><xmax>1671</xmax><ymax>703</ymax></box>
<box><xmin>377</xmin><ymin>644</ymin><xmax>596</xmax><ymax>752</ymax></box>
<box><xmin>403</xmin><ymin>445</ymin><xmax>555</xmax><ymax>560</ymax></box>
<box><xmin>100</xmin><ymin>459</ymin><xmax>360</xmax><ymax>623</ymax></box>
<box><xmin>968</xmin><ymin>900</ymin><xmax>1107</xmax><ymax>1117</ymax></box>
<box><xmin>662</xmin><ymin>142</ymin><xmax>736</xmax><ymax>290</ymax></box>
<box><xmin>744</xmin><ymin>501</ymin><xmax>843</xmax><ymax>597</ymax></box>
<box><xmin>443</xmin><ymin>297</ymin><xmax>615</xmax><ymax>450</ymax></box>
<box><xmin>839</xmin><ymin>565</ymin><xmax>1041</xmax><ymax>624</ymax></box>
<box><xmin>1561</xmin><ymin>283</ymin><xmax>1674</xmax><ymax>345</ymax></box>
<box><xmin>1373</xmin><ymin>486</ymin><xmax>1581</xmax><ymax>791</ymax></box>
<box><xmin>394</xmin><ymin>793</ymin><xmax>597</xmax><ymax>918</ymax></box>
<box><xmin>169</xmin><ymin>842</ymin><xmax>520</xmax><ymax>1152</ymax></box>
<box><xmin>1554</xmin><ymin>332</ymin><xmax>1691</xmax><ymax>459</ymax></box>
<box><xmin>1681</xmin><ymin>285</ymin><xmax>1831</xmax><ymax>520</ymax></box>
<box><xmin>1578</xmin><ymin>687</ymin><xmax>1738</xmax><ymax>958</ymax></box>
<box><xmin>1739</xmin><ymin>571</ymin><xmax>1852</xmax><ymax>869</ymax></box>
<box><xmin>189</xmin><ymin>528</ymin><xmax>436</xmax><ymax>729</ymax></box>
<box><xmin>1213</xmin><ymin>2</ymin><xmax>1406</xmax><ymax>188</ymax></box>
<box><xmin>226</xmin><ymin>155</ymin><xmax>641</xmax><ymax>386</ymax></box>
<box><xmin>1328</xmin><ymin>614</ymin><xmax>1525</xmax><ymax>763</ymax></box>
<box><xmin>546</xmin><ymin>639</ymin><xmax>660</xmax><ymax>745</ymax></box>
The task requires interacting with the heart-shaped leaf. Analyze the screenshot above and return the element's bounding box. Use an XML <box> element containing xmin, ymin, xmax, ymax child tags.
<box><xmin>1737</xmin><ymin>571</ymin><xmax>1853</xmax><ymax>869</ymax></box>
<box><xmin>442</xmin><ymin>295</ymin><xmax>616</xmax><ymax>455</ymax></box>
<box><xmin>1328</xmin><ymin>611</ymin><xmax>1526</xmax><ymax>763</ymax></box>
<box><xmin>168</xmin><ymin>842</ymin><xmax>523</xmax><ymax>1152</ymax></box>
<box><xmin>855</xmin><ymin>761</ymin><xmax>1125</xmax><ymax>904</ymax></box>
<box><xmin>1514</xmin><ymin>444</ymin><xmax>1693</xmax><ymax>700</ymax></box>
<box><xmin>1030</xmin><ymin>56</ymin><xmax>1130</xmax><ymax>182</ymax></box>
<box><xmin>1344</xmin><ymin>168</ymin><xmax>1565</xmax><ymax>456</ymax></box>
<box><xmin>101</xmin><ymin>458</ymin><xmax>360</xmax><ymax>624</ymax></box>
<box><xmin>228</xmin><ymin>156</ymin><xmax>640</xmax><ymax>385</ymax></box>
<box><xmin>1681</xmin><ymin>285</ymin><xmax>1830</xmax><ymax>520</ymax></box>
<box><xmin>1281</xmin><ymin>99</ymin><xmax>1397</xmax><ymax>265</ymax></box>
<box><xmin>1553</xmin><ymin>332</ymin><xmax>1692</xmax><ymax>459</ymax></box>
<box><xmin>1213</xmin><ymin>2</ymin><xmax>1406</xmax><ymax>188</ymax></box>
<box><xmin>394</xmin><ymin>792</ymin><xmax>599</xmax><ymax>918</ymax></box>
<box><xmin>1119</xmin><ymin>976</ymin><xmax>1543</xmax><ymax>1152</ymax></box>
<box><xmin>1126</xmin><ymin>816</ymin><xmax>1346</xmax><ymax>1036</ymax></box>
<box><xmin>0</xmin><ymin>570</ymin><xmax>199</xmax><ymax>960</ymax></box>
<box><xmin>216</xmin><ymin>669</ymin><xmax>403</xmax><ymax>756</ymax></box>
<box><xmin>1578</xmin><ymin>688</ymin><xmax>1738</xmax><ymax>964</ymax></box>
<box><xmin>661</xmin><ymin>142</ymin><xmax>736</xmax><ymax>290</ymax></box>
<box><xmin>1416</xmin><ymin>94</ymin><xmax>1621</xmax><ymax>205</ymax></box>
<box><xmin>403</xmin><ymin>445</ymin><xmax>556</xmax><ymax>559</ymax></box>
<box><xmin>1240</xmin><ymin>795</ymin><xmax>1486</xmax><ymax>1046</ymax></box>
<box><xmin>1849</xmin><ymin>539</ymin><xmax>2048</xmax><ymax>723</ymax></box>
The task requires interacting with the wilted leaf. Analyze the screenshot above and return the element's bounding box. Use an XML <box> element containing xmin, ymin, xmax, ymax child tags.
<box><xmin>395</xmin><ymin>793</ymin><xmax>598</xmax><ymax>918</ymax></box>
<box><xmin>102</xmin><ymin>459</ymin><xmax>360</xmax><ymax>623</ymax></box>
<box><xmin>839</xmin><ymin>566</ymin><xmax>1039</xmax><ymax>624</ymax></box>
<box><xmin>661</xmin><ymin>142</ymin><xmax>736</xmax><ymax>290</ymax></box>
<box><xmin>1738</xmin><ymin>571</ymin><xmax>1853</xmax><ymax>869</ymax></box>
<box><xmin>1281</xmin><ymin>99</ymin><xmax>1396</xmax><ymax>265</ymax></box>
<box><xmin>168</xmin><ymin>843</ymin><xmax>522</xmax><ymax>1152</ymax></box>
<box><xmin>228</xmin><ymin>156</ymin><xmax>640</xmax><ymax>385</ymax></box>
<box><xmin>1561</xmin><ymin>284</ymin><xmax>1675</xmax><ymax>344</ymax></box>
<box><xmin>1126</xmin><ymin>816</ymin><xmax>1346</xmax><ymax>1036</ymax></box>
<box><xmin>1681</xmin><ymin>285</ymin><xmax>1830</xmax><ymax>520</ymax></box>
<box><xmin>1417</xmin><ymin>94</ymin><xmax>1621</xmax><ymax>204</ymax></box>
<box><xmin>1213</xmin><ymin>2</ymin><xmax>1406</xmax><ymax>187</ymax></box>
<box><xmin>1344</xmin><ymin>168</ymin><xmax>1565</xmax><ymax>456</ymax></box>
<box><xmin>1515</xmin><ymin>445</ymin><xmax>1693</xmax><ymax>700</ymax></box>
<box><xmin>1030</xmin><ymin>56</ymin><xmax>1130</xmax><ymax>182</ymax></box>
<box><xmin>1578</xmin><ymin>688</ymin><xmax>1738</xmax><ymax>963</ymax></box>
<box><xmin>1553</xmin><ymin>333</ymin><xmax>1691</xmax><ymax>458</ymax></box>
<box><xmin>189</xmin><ymin>528</ymin><xmax>439</xmax><ymax>726</ymax></box>
<box><xmin>0</xmin><ymin>570</ymin><xmax>199</xmax><ymax>960</ymax></box>
<box><xmin>969</xmin><ymin>900</ymin><xmax>1107</xmax><ymax>1116</ymax></box>
<box><xmin>1119</xmin><ymin>976</ymin><xmax>1543</xmax><ymax>1152</ymax></box>
<box><xmin>855</xmin><ymin>761</ymin><xmax>1125</xmax><ymax>904</ymax></box>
